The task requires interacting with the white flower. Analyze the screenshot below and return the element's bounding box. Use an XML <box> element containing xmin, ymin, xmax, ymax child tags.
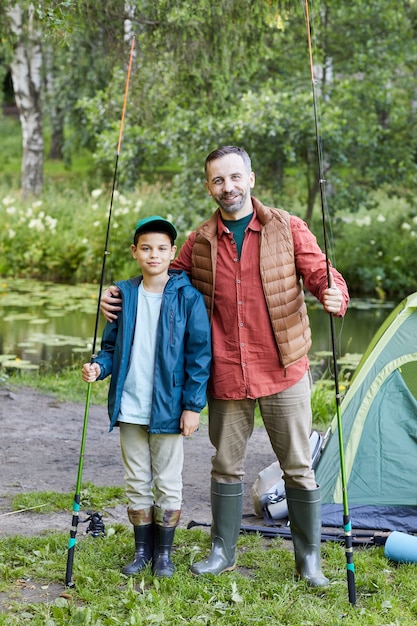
<box><xmin>93</xmin><ymin>220</ymin><xmax>101</xmax><ymax>227</ymax></box>
<box><xmin>8</xmin><ymin>229</ymin><xmax>16</xmax><ymax>239</ymax></box>
<box><xmin>45</xmin><ymin>216</ymin><xmax>58</xmax><ymax>232</ymax></box>
<box><xmin>28</xmin><ymin>218</ymin><xmax>45</xmax><ymax>232</ymax></box>
<box><xmin>32</xmin><ymin>200</ymin><xmax>43</xmax><ymax>208</ymax></box>
<box><xmin>356</xmin><ymin>215</ymin><xmax>371</xmax><ymax>227</ymax></box>
<box><xmin>91</xmin><ymin>189</ymin><xmax>103</xmax><ymax>199</ymax></box>
<box><xmin>412</xmin><ymin>216</ymin><xmax>417</xmax><ymax>224</ymax></box>
<box><xmin>402</xmin><ymin>222</ymin><xmax>411</xmax><ymax>230</ymax></box>
<box><xmin>376</xmin><ymin>215</ymin><xmax>386</xmax><ymax>222</ymax></box>
<box><xmin>393</xmin><ymin>256</ymin><xmax>401</xmax><ymax>262</ymax></box>
<box><xmin>82</xmin><ymin>238</ymin><xmax>88</xmax><ymax>244</ymax></box>
<box><xmin>2</xmin><ymin>196</ymin><xmax>16</xmax><ymax>206</ymax></box>
<box><xmin>115</xmin><ymin>207</ymin><xmax>130</xmax><ymax>217</ymax></box>
<box><xmin>91</xmin><ymin>203</ymin><xmax>99</xmax><ymax>210</ymax></box>
<box><xmin>135</xmin><ymin>199</ymin><xmax>143</xmax><ymax>210</ymax></box>
<box><xmin>6</xmin><ymin>206</ymin><xmax>16</xmax><ymax>215</ymax></box>
<box><xmin>118</xmin><ymin>194</ymin><xmax>130</xmax><ymax>206</ymax></box>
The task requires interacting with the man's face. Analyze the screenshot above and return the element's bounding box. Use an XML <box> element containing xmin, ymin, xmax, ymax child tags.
<box><xmin>205</xmin><ymin>153</ymin><xmax>255</xmax><ymax>218</ymax></box>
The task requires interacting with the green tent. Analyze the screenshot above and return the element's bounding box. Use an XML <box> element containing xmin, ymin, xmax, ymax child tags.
<box><xmin>316</xmin><ymin>292</ymin><xmax>417</xmax><ymax>532</ymax></box>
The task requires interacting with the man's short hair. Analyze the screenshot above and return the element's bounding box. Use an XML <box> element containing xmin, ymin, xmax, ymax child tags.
<box><xmin>205</xmin><ymin>146</ymin><xmax>252</xmax><ymax>177</ymax></box>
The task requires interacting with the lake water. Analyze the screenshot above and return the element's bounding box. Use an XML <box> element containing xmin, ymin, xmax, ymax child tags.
<box><xmin>0</xmin><ymin>279</ymin><xmax>396</xmax><ymax>374</ymax></box>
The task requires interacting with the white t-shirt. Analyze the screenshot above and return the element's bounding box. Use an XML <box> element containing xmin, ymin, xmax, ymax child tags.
<box><xmin>118</xmin><ymin>282</ymin><xmax>163</xmax><ymax>425</ymax></box>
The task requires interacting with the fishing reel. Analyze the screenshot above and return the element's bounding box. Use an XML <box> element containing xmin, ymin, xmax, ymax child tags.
<box><xmin>82</xmin><ymin>511</ymin><xmax>106</xmax><ymax>538</ymax></box>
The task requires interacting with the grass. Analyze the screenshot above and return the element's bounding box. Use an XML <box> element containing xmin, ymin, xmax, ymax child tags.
<box><xmin>10</xmin><ymin>483</ymin><xmax>127</xmax><ymax>515</ymax></box>
<box><xmin>1</xmin><ymin>521</ymin><xmax>417</xmax><ymax>624</ymax></box>
<box><xmin>1</xmin><ymin>364</ymin><xmax>111</xmax><ymax>406</ymax></box>
<box><xmin>0</xmin><ymin>114</ymin><xmax>96</xmax><ymax>184</ymax></box>
<box><xmin>2</xmin><ymin>374</ymin><xmax>417</xmax><ymax>624</ymax></box>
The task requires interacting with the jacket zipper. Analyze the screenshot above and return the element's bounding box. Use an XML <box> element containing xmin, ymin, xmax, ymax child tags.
<box><xmin>170</xmin><ymin>309</ymin><xmax>174</xmax><ymax>345</ymax></box>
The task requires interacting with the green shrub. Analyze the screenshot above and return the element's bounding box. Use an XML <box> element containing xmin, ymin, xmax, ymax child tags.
<box><xmin>332</xmin><ymin>193</ymin><xmax>417</xmax><ymax>299</ymax></box>
<box><xmin>0</xmin><ymin>182</ymin><xmax>172</xmax><ymax>283</ymax></box>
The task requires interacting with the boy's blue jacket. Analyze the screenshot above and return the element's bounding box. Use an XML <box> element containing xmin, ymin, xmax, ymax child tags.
<box><xmin>93</xmin><ymin>270</ymin><xmax>211</xmax><ymax>433</ymax></box>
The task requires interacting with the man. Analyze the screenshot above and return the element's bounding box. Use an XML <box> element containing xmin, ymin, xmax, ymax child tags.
<box><xmin>101</xmin><ymin>146</ymin><xmax>349</xmax><ymax>587</ymax></box>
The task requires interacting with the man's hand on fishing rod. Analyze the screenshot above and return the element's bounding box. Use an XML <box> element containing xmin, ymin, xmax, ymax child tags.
<box><xmin>82</xmin><ymin>362</ymin><xmax>101</xmax><ymax>383</ymax></box>
<box><xmin>322</xmin><ymin>272</ymin><xmax>344</xmax><ymax>315</ymax></box>
<box><xmin>100</xmin><ymin>286</ymin><xmax>122</xmax><ymax>322</ymax></box>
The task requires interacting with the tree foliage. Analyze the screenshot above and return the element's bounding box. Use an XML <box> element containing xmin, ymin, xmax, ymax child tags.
<box><xmin>1</xmin><ymin>0</ymin><xmax>417</xmax><ymax>221</ymax></box>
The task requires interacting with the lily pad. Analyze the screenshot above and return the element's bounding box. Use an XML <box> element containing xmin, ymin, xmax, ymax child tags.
<box><xmin>27</xmin><ymin>332</ymin><xmax>91</xmax><ymax>349</ymax></box>
<box><xmin>0</xmin><ymin>354</ymin><xmax>17</xmax><ymax>362</ymax></box>
<box><xmin>44</xmin><ymin>309</ymin><xmax>65</xmax><ymax>318</ymax></box>
<box><xmin>2</xmin><ymin>359</ymin><xmax>40</xmax><ymax>370</ymax></box>
<box><xmin>3</xmin><ymin>313</ymin><xmax>38</xmax><ymax>322</ymax></box>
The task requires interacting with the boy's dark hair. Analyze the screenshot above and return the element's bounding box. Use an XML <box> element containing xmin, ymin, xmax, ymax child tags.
<box><xmin>204</xmin><ymin>146</ymin><xmax>252</xmax><ymax>177</ymax></box>
<box><xmin>133</xmin><ymin>216</ymin><xmax>177</xmax><ymax>246</ymax></box>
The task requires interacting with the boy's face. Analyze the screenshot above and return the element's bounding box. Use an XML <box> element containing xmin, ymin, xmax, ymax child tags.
<box><xmin>131</xmin><ymin>231</ymin><xmax>176</xmax><ymax>277</ymax></box>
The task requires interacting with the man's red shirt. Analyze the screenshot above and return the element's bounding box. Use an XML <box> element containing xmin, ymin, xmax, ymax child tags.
<box><xmin>173</xmin><ymin>211</ymin><xmax>348</xmax><ymax>400</ymax></box>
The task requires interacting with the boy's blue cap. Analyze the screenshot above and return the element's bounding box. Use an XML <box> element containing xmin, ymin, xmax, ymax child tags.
<box><xmin>134</xmin><ymin>215</ymin><xmax>177</xmax><ymax>242</ymax></box>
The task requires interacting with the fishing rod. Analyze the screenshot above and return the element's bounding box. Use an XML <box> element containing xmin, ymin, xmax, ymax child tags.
<box><xmin>65</xmin><ymin>36</ymin><xmax>135</xmax><ymax>588</ymax></box>
<box><xmin>303</xmin><ymin>0</ymin><xmax>356</xmax><ymax>605</ymax></box>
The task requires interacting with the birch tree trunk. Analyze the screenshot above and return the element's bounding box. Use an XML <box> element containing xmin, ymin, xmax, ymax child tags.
<box><xmin>8</xmin><ymin>3</ymin><xmax>43</xmax><ymax>197</ymax></box>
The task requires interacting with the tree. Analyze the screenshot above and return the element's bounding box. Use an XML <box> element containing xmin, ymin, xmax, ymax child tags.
<box><xmin>3</xmin><ymin>0</ymin><xmax>417</xmax><ymax>222</ymax></box>
<box><xmin>1</xmin><ymin>0</ymin><xmax>128</xmax><ymax>194</ymax></box>
<box><xmin>7</xmin><ymin>2</ymin><xmax>43</xmax><ymax>197</ymax></box>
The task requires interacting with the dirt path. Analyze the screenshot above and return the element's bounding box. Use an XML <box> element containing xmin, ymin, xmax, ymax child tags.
<box><xmin>0</xmin><ymin>387</ymin><xmax>277</xmax><ymax>537</ymax></box>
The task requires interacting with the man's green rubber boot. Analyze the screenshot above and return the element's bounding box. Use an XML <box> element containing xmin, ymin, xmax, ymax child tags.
<box><xmin>190</xmin><ymin>480</ymin><xmax>244</xmax><ymax>576</ymax></box>
<box><xmin>286</xmin><ymin>486</ymin><xmax>329</xmax><ymax>588</ymax></box>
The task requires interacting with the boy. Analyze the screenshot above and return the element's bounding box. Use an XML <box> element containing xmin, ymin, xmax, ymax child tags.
<box><xmin>82</xmin><ymin>215</ymin><xmax>211</xmax><ymax>578</ymax></box>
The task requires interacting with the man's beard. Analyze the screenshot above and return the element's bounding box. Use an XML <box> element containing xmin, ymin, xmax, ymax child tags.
<box><xmin>218</xmin><ymin>190</ymin><xmax>248</xmax><ymax>214</ymax></box>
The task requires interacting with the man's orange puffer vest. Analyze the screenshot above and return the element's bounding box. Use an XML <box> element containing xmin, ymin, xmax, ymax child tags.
<box><xmin>190</xmin><ymin>197</ymin><xmax>311</xmax><ymax>368</ymax></box>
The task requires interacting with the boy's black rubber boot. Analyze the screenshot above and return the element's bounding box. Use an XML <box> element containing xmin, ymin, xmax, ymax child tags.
<box><xmin>122</xmin><ymin>524</ymin><xmax>154</xmax><ymax>576</ymax></box>
<box><xmin>152</xmin><ymin>525</ymin><xmax>176</xmax><ymax>578</ymax></box>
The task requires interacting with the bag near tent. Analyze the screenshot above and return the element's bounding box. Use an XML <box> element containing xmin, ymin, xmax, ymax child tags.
<box><xmin>252</xmin><ymin>430</ymin><xmax>324</xmax><ymax>523</ymax></box>
<box><xmin>253</xmin><ymin>292</ymin><xmax>417</xmax><ymax>534</ymax></box>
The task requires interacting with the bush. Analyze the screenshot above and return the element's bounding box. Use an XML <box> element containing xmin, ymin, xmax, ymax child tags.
<box><xmin>0</xmin><ymin>182</ymin><xmax>173</xmax><ymax>283</ymax></box>
<box><xmin>1</xmin><ymin>178</ymin><xmax>417</xmax><ymax>299</ymax></box>
<box><xmin>332</xmin><ymin>193</ymin><xmax>417</xmax><ymax>299</ymax></box>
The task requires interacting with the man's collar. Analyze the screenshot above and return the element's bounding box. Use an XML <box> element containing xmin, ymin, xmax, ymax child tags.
<box><xmin>216</xmin><ymin>202</ymin><xmax>260</xmax><ymax>234</ymax></box>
